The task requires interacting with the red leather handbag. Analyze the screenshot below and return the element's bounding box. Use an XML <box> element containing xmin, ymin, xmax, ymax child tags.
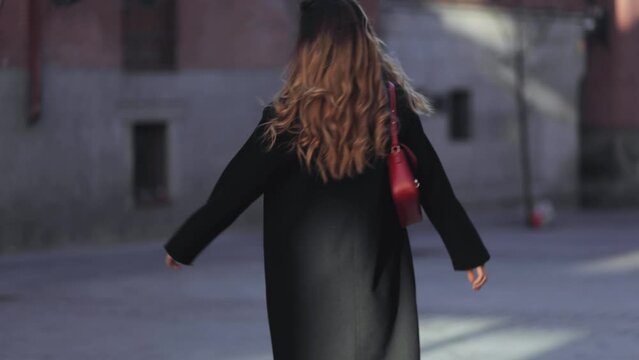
<box><xmin>386</xmin><ymin>81</ymin><xmax>423</xmax><ymax>227</ymax></box>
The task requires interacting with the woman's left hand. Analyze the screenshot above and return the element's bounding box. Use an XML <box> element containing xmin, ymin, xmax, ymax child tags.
<box><xmin>466</xmin><ymin>264</ymin><xmax>487</xmax><ymax>291</ymax></box>
<box><xmin>165</xmin><ymin>253</ymin><xmax>183</xmax><ymax>270</ymax></box>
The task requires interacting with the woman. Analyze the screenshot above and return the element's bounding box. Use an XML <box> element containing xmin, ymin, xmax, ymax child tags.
<box><xmin>163</xmin><ymin>0</ymin><xmax>490</xmax><ymax>359</ymax></box>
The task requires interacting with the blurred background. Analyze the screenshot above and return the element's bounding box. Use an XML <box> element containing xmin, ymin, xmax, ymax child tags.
<box><xmin>1</xmin><ymin>0</ymin><xmax>638</xmax><ymax>359</ymax></box>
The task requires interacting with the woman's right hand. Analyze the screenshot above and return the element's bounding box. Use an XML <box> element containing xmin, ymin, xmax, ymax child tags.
<box><xmin>165</xmin><ymin>253</ymin><xmax>183</xmax><ymax>270</ymax></box>
<box><xmin>466</xmin><ymin>264</ymin><xmax>487</xmax><ymax>291</ymax></box>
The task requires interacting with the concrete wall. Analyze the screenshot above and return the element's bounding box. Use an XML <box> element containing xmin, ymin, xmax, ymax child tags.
<box><xmin>0</xmin><ymin>66</ymin><xmax>285</xmax><ymax>252</ymax></box>
<box><xmin>380</xmin><ymin>2</ymin><xmax>585</xmax><ymax>206</ymax></box>
<box><xmin>0</xmin><ymin>0</ymin><xmax>385</xmax><ymax>253</ymax></box>
<box><xmin>0</xmin><ymin>0</ymin><xmax>587</xmax><ymax>253</ymax></box>
<box><xmin>0</xmin><ymin>0</ymin><xmax>295</xmax><ymax>252</ymax></box>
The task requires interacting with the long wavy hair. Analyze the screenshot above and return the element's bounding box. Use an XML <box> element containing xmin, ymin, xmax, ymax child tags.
<box><xmin>262</xmin><ymin>0</ymin><xmax>433</xmax><ymax>183</ymax></box>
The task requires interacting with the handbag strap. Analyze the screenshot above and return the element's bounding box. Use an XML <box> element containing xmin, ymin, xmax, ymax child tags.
<box><xmin>387</xmin><ymin>81</ymin><xmax>400</xmax><ymax>151</ymax></box>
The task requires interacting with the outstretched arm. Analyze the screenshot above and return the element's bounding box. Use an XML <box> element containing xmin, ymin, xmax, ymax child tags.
<box><xmin>398</xmin><ymin>91</ymin><xmax>490</xmax><ymax>271</ymax></box>
<box><xmin>163</xmin><ymin>105</ymin><xmax>285</xmax><ymax>266</ymax></box>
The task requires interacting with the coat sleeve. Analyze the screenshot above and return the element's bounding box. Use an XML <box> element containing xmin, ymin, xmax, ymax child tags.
<box><xmin>397</xmin><ymin>89</ymin><xmax>491</xmax><ymax>271</ymax></box>
<box><xmin>163</xmin><ymin>105</ymin><xmax>285</xmax><ymax>266</ymax></box>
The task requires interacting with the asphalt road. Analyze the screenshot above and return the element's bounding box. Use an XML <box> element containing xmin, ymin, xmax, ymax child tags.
<box><xmin>1</xmin><ymin>209</ymin><xmax>638</xmax><ymax>359</ymax></box>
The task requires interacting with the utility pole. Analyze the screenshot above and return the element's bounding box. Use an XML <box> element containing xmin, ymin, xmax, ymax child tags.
<box><xmin>514</xmin><ymin>3</ymin><xmax>535</xmax><ymax>227</ymax></box>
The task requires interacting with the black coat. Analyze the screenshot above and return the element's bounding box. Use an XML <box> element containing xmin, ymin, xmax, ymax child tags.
<box><xmin>164</xmin><ymin>84</ymin><xmax>491</xmax><ymax>360</ymax></box>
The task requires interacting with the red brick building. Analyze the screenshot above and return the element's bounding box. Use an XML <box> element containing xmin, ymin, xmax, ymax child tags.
<box><xmin>580</xmin><ymin>0</ymin><xmax>639</xmax><ymax>206</ymax></box>
<box><xmin>0</xmin><ymin>0</ymin><xmax>380</xmax><ymax>252</ymax></box>
<box><xmin>0</xmin><ymin>0</ymin><xmax>636</xmax><ymax>253</ymax></box>
<box><xmin>0</xmin><ymin>0</ymin><xmax>379</xmax><ymax>69</ymax></box>
<box><xmin>431</xmin><ymin>0</ymin><xmax>587</xmax><ymax>12</ymax></box>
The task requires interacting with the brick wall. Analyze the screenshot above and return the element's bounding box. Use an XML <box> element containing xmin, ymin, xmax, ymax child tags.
<box><xmin>0</xmin><ymin>0</ymin><xmax>381</xmax><ymax>70</ymax></box>
<box><xmin>427</xmin><ymin>0</ymin><xmax>588</xmax><ymax>12</ymax></box>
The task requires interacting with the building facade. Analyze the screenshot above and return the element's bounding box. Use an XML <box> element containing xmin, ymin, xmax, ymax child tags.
<box><xmin>0</xmin><ymin>0</ymin><xmax>377</xmax><ymax>252</ymax></box>
<box><xmin>0</xmin><ymin>0</ymin><xmax>298</xmax><ymax>251</ymax></box>
<box><xmin>580</xmin><ymin>0</ymin><xmax>639</xmax><ymax>206</ymax></box>
<box><xmin>1</xmin><ymin>0</ymin><xmax>634</xmax><ymax>253</ymax></box>
<box><xmin>382</xmin><ymin>0</ymin><xmax>587</xmax><ymax>209</ymax></box>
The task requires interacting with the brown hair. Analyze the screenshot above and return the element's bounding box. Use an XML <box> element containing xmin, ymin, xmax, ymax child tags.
<box><xmin>262</xmin><ymin>0</ymin><xmax>433</xmax><ymax>182</ymax></box>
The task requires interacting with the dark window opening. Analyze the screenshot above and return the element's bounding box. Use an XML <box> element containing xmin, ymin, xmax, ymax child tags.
<box><xmin>133</xmin><ymin>122</ymin><xmax>169</xmax><ymax>206</ymax></box>
<box><xmin>448</xmin><ymin>88</ymin><xmax>472</xmax><ymax>141</ymax></box>
<box><xmin>122</xmin><ymin>0</ymin><xmax>177</xmax><ymax>71</ymax></box>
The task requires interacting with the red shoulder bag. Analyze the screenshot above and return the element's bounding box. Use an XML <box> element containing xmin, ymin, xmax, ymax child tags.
<box><xmin>386</xmin><ymin>81</ymin><xmax>423</xmax><ymax>227</ymax></box>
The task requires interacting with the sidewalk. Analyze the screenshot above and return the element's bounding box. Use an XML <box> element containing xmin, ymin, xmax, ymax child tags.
<box><xmin>1</xmin><ymin>209</ymin><xmax>638</xmax><ymax>359</ymax></box>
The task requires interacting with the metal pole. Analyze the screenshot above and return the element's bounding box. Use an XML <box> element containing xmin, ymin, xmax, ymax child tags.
<box><xmin>515</xmin><ymin>4</ymin><xmax>534</xmax><ymax>227</ymax></box>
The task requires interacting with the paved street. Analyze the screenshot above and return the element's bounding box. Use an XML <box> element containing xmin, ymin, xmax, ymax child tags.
<box><xmin>1</xmin><ymin>209</ymin><xmax>638</xmax><ymax>360</ymax></box>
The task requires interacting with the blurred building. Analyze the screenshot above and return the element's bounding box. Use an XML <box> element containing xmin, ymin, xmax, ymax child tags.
<box><xmin>0</xmin><ymin>0</ymin><xmax>377</xmax><ymax>252</ymax></box>
<box><xmin>0</xmin><ymin>0</ymin><xmax>293</xmax><ymax>251</ymax></box>
<box><xmin>413</xmin><ymin>0</ymin><xmax>639</xmax><ymax>207</ymax></box>
<box><xmin>0</xmin><ymin>0</ymin><xmax>636</xmax><ymax>252</ymax></box>
<box><xmin>384</xmin><ymin>0</ymin><xmax>587</xmax><ymax>209</ymax></box>
<box><xmin>580</xmin><ymin>0</ymin><xmax>639</xmax><ymax>207</ymax></box>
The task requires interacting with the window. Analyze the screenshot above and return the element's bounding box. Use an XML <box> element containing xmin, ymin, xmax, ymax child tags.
<box><xmin>133</xmin><ymin>122</ymin><xmax>169</xmax><ymax>206</ymax></box>
<box><xmin>122</xmin><ymin>0</ymin><xmax>176</xmax><ymax>71</ymax></box>
<box><xmin>448</xmin><ymin>88</ymin><xmax>472</xmax><ymax>141</ymax></box>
